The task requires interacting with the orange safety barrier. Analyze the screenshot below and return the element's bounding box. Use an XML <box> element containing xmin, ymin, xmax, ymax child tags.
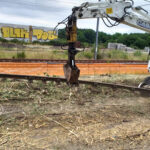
<box><xmin>0</xmin><ymin>62</ymin><xmax>148</xmax><ymax>76</ymax></box>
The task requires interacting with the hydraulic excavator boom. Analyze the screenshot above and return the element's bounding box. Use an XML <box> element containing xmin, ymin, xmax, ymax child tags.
<box><xmin>56</xmin><ymin>0</ymin><xmax>150</xmax><ymax>84</ymax></box>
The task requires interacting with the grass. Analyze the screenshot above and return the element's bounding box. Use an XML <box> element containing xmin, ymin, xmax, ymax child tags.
<box><xmin>0</xmin><ymin>43</ymin><xmax>148</xmax><ymax>60</ymax></box>
<box><xmin>98</xmin><ymin>49</ymin><xmax>147</xmax><ymax>61</ymax></box>
<box><xmin>0</xmin><ymin>49</ymin><xmax>68</xmax><ymax>59</ymax></box>
<box><xmin>0</xmin><ymin>76</ymin><xmax>150</xmax><ymax>149</ymax></box>
<box><xmin>134</xmin><ymin>50</ymin><xmax>142</xmax><ymax>57</ymax></box>
<box><xmin>107</xmin><ymin>50</ymin><xmax>128</xmax><ymax>59</ymax></box>
<box><xmin>80</xmin><ymin>74</ymin><xmax>149</xmax><ymax>86</ymax></box>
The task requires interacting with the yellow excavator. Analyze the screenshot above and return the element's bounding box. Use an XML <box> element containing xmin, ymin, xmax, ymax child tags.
<box><xmin>55</xmin><ymin>0</ymin><xmax>150</xmax><ymax>84</ymax></box>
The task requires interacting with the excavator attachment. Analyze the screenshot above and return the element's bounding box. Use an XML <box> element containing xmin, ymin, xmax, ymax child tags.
<box><xmin>63</xmin><ymin>15</ymin><xmax>80</xmax><ymax>84</ymax></box>
<box><xmin>54</xmin><ymin>0</ymin><xmax>150</xmax><ymax>85</ymax></box>
<box><xmin>64</xmin><ymin>63</ymin><xmax>80</xmax><ymax>84</ymax></box>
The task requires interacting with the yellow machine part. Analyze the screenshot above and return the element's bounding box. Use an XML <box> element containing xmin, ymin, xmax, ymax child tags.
<box><xmin>67</xmin><ymin>21</ymin><xmax>77</xmax><ymax>43</ymax></box>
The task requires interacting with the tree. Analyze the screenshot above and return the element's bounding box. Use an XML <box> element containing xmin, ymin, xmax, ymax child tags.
<box><xmin>58</xmin><ymin>28</ymin><xmax>150</xmax><ymax>49</ymax></box>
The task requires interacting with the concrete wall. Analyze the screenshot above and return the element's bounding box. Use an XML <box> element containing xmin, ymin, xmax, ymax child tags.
<box><xmin>145</xmin><ymin>47</ymin><xmax>150</xmax><ymax>52</ymax></box>
<box><xmin>0</xmin><ymin>23</ymin><xmax>58</xmax><ymax>42</ymax></box>
<box><xmin>108</xmin><ymin>42</ymin><xmax>135</xmax><ymax>51</ymax></box>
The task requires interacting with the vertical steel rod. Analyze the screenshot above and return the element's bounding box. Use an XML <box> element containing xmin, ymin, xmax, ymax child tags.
<box><xmin>94</xmin><ymin>18</ymin><xmax>100</xmax><ymax>60</ymax></box>
<box><xmin>94</xmin><ymin>0</ymin><xmax>100</xmax><ymax>60</ymax></box>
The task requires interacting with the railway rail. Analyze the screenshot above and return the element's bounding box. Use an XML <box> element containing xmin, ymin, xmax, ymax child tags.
<box><xmin>0</xmin><ymin>73</ymin><xmax>150</xmax><ymax>94</ymax></box>
<box><xmin>0</xmin><ymin>59</ymin><xmax>147</xmax><ymax>64</ymax></box>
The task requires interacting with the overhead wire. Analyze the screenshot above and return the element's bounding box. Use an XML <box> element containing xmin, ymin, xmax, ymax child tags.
<box><xmin>53</xmin><ymin>16</ymin><xmax>69</xmax><ymax>35</ymax></box>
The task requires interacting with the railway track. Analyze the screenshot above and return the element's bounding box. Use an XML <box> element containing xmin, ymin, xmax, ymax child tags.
<box><xmin>0</xmin><ymin>59</ymin><xmax>147</xmax><ymax>64</ymax></box>
<box><xmin>0</xmin><ymin>73</ymin><xmax>149</xmax><ymax>94</ymax></box>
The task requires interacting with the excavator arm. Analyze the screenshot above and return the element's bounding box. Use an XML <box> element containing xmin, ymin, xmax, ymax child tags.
<box><xmin>62</xmin><ymin>0</ymin><xmax>150</xmax><ymax>84</ymax></box>
<box><xmin>73</xmin><ymin>1</ymin><xmax>150</xmax><ymax>32</ymax></box>
<box><xmin>64</xmin><ymin>16</ymin><xmax>80</xmax><ymax>84</ymax></box>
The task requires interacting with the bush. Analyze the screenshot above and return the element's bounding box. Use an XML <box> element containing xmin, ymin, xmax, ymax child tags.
<box><xmin>107</xmin><ymin>50</ymin><xmax>128</xmax><ymax>60</ymax></box>
<box><xmin>82</xmin><ymin>42</ymin><xmax>93</xmax><ymax>48</ymax></box>
<box><xmin>32</xmin><ymin>40</ymin><xmax>40</xmax><ymax>44</ymax></box>
<box><xmin>0</xmin><ymin>37</ymin><xmax>8</xmax><ymax>43</ymax></box>
<box><xmin>10</xmin><ymin>39</ymin><xmax>26</xmax><ymax>45</ymax></box>
<box><xmin>10</xmin><ymin>39</ymin><xmax>20</xmax><ymax>43</ymax></box>
<box><xmin>134</xmin><ymin>50</ymin><xmax>142</xmax><ymax>57</ymax></box>
<box><xmin>16</xmin><ymin>52</ymin><xmax>26</xmax><ymax>59</ymax></box>
<box><xmin>43</xmin><ymin>39</ymin><xmax>67</xmax><ymax>46</ymax></box>
<box><xmin>83</xmin><ymin>51</ymin><xmax>93</xmax><ymax>59</ymax></box>
<box><xmin>97</xmin><ymin>53</ymin><xmax>104</xmax><ymax>59</ymax></box>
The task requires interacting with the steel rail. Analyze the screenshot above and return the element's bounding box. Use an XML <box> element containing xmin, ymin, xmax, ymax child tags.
<box><xmin>0</xmin><ymin>74</ymin><xmax>149</xmax><ymax>94</ymax></box>
<box><xmin>0</xmin><ymin>59</ymin><xmax>147</xmax><ymax>64</ymax></box>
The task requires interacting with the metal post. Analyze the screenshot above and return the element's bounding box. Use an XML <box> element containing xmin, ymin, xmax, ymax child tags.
<box><xmin>29</xmin><ymin>26</ymin><xmax>33</xmax><ymax>43</ymax></box>
<box><xmin>94</xmin><ymin>17</ymin><xmax>100</xmax><ymax>60</ymax></box>
<box><xmin>94</xmin><ymin>0</ymin><xmax>100</xmax><ymax>60</ymax></box>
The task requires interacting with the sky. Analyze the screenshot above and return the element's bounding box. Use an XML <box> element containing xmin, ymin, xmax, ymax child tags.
<box><xmin>0</xmin><ymin>0</ymin><xmax>150</xmax><ymax>34</ymax></box>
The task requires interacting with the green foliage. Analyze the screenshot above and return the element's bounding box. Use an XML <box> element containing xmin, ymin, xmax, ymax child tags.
<box><xmin>10</xmin><ymin>39</ymin><xmax>20</xmax><ymax>43</ymax></box>
<box><xmin>82</xmin><ymin>42</ymin><xmax>93</xmax><ymax>48</ymax></box>
<box><xmin>0</xmin><ymin>37</ymin><xmax>8</xmax><ymax>43</ymax></box>
<box><xmin>58</xmin><ymin>29</ymin><xmax>150</xmax><ymax>49</ymax></box>
<box><xmin>40</xmin><ymin>39</ymin><xmax>67</xmax><ymax>46</ymax></box>
<box><xmin>14</xmin><ymin>52</ymin><xmax>26</xmax><ymax>59</ymax></box>
<box><xmin>98</xmin><ymin>32</ymin><xmax>111</xmax><ymax>43</ymax></box>
<box><xmin>32</xmin><ymin>40</ymin><xmax>40</xmax><ymax>44</ymax></box>
<box><xmin>58</xmin><ymin>29</ymin><xmax>66</xmax><ymax>39</ymax></box>
<box><xmin>10</xmin><ymin>39</ymin><xmax>26</xmax><ymax>45</ymax></box>
<box><xmin>0</xmin><ymin>28</ymin><xmax>149</xmax><ymax>50</ymax></box>
<box><xmin>107</xmin><ymin>50</ymin><xmax>128</xmax><ymax>60</ymax></box>
<box><xmin>58</xmin><ymin>28</ymin><xmax>96</xmax><ymax>44</ymax></box>
<box><xmin>83</xmin><ymin>51</ymin><xmax>93</xmax><ymax>59</ymax></box>
<box><xmin>44</xmin><ymin>72</ymin><xmax>50</xmax><ymax>77</ymax></box>
<box><xmin>134</xmin><ymin>50</ymin><xmax>142</xmax><ymax>57</ymax></box>
<box><xmin>97</xmin><ymin>53</ymin><xmax>104</xmax><ymax>59</ymax></box>
<box><xmin>47</xmin><ymin>39</ymin><xmax>67</xmax><ymax>46</ymax></box>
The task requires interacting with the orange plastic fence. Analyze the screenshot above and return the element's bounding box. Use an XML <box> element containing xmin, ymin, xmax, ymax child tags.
<box><xmin>0</xmin><ymin>62</ymin><xmax>148</xmax><ymax>76</ymax></box>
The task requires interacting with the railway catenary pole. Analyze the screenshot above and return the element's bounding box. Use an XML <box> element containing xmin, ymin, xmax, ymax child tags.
<box><xmin>94</xmin><ymin>0</ymin><xmax>100</xmax><ymax>60</ymax></box>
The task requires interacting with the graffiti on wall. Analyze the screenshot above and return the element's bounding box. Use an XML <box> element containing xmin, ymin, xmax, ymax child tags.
<box><xmin>33</xmin><ymin>29</ymin><xmax>57</xmax><ymax>40</ymax></box>
<box><xmin>0</xmin><ymin>23</ymin><xmax>58</xmax><ymax>41</ymax></box>
<box><xmin>2</xmin><ymin>27</ymin><xmax>29</xmax><ymax>38</ymax></box>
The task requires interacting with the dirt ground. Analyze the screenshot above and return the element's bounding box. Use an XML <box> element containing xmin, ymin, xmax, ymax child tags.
<box><xmin>0</xmin><ymin>75</ymin><xmax>150</xmax><ymax>150</ymax></box>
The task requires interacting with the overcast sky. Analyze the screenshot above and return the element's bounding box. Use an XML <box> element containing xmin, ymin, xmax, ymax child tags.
<box><xmin>0</xmin><ymin>0</ymin><xmax>150</xmax><ymax>34</ymax></box>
